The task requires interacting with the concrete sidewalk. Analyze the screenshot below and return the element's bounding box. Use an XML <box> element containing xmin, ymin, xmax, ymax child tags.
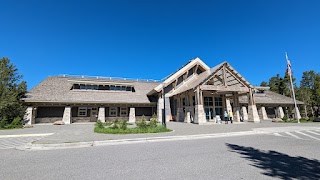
<box><xmin>1</xmin><ymin>121</ymin><xmax>319</xmax><ymax>145</ymax></box>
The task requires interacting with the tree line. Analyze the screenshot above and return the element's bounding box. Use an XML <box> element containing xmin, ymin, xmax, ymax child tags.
<box><xmin>260</xmin><ymin>70</ymin><xmax>320</xmax><ymax>118</ymax></box>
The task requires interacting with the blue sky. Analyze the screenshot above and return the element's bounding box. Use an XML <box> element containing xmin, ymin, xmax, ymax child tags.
<box><xmin>1</xmin><ymin>0</ymin><xmax>320</xmax><ymax>89</ymax></box>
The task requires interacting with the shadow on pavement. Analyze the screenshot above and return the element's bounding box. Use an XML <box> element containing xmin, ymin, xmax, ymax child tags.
<box><xmin>226</xmin><ymin>143</ymin><xmax>320</xmax><ymax>180</ymax></box>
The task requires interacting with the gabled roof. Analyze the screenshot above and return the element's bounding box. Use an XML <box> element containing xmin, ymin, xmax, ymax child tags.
<box><xmin>166</xmin><ymin>61</ymin><xmax>253</xmax><ymax>97</ymax></box>
<box><xmin>239</xmin><ymin>90</ymin><xmax>304</xmax><ymax>105</ymax></box>
<box><xmin>151</xmin><ymin>57</ymin><xmax>210</xmax><ymax>93</ymax></box>
<box><xmin>24</xmin><ymin>76</ymin><xmax>160</xmax><ymax>104</ymax></box>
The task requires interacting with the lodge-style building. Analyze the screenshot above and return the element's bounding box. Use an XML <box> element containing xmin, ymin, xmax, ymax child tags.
<box><xmin>23</xmin><ymin>58</ymin><xmax>303</xmax><ymax>125</ymax></box>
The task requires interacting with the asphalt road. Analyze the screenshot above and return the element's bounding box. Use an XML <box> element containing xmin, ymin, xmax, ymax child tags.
<box><xmin>1</xmin><ymin>132</ymin><xmax>320</xmax><ymax>180</ymax></box>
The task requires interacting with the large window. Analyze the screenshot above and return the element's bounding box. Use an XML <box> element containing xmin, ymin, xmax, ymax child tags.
<box><xmin>214</xmin><ymin>97</ymin><xmax>223</xmax><ymax>107</ymax></box>
<box><xmin>120</xmin><ymin>107</ymin><xmax>127</xmax><ymax>117</ymax></box>
<box><xmin>78</xmin><ymin>107</ymin><xmax>87</xmax><ymax>116</ymax></box>
<box><xmin>109</xmin><ymin>107</ymin><xmax>117</xmax><ymax>117</ymax></box>
<box><xmin>204</xmin><ymin>97</ymin><xmax>213</xmax><ymax>106</ymax></box>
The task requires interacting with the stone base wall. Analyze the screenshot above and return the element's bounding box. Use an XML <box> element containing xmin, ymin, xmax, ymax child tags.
<box><xmin>72</xmin><ymin>117</ymin><xmax>91</xmax><ymax>122</ymax></box>
<box><xmin>35</xmin><ymin>117</ymin><xmax>62</xmax><ymax>123</ymax></box>
<box><xmin>105</xmin><ymin>116</ymin><xmax>152</xmax><ymax>122</ymax></box>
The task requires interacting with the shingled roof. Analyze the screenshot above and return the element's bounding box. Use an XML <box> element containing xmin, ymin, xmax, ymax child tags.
<box><xmin>24</xmin><ymin>76</ymin><xmax>160</xmax><ymax>104</ymax></box>
<box><xmin>239</xmin><ymin>90</ymin><xmax>304</xmax><ymax>105</ymax></box>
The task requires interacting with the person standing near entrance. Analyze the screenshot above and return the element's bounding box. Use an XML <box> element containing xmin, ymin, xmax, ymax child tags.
<box><xmin>229</xmin><ymin>110</ymin><xmax>233</xmax><ymax>124</ymax></box>
<box><xmin>224</xmin><ymin>111</ymin><xmax>228</xmax><ymax>124</ymax></box>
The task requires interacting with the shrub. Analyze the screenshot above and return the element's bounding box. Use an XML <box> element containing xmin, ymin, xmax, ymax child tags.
<box><xmin>119</xmin><ymin>119</ymin><xmax>127</xmax><ymax>130</ymax></box>
<box><xmin>149</xmin><ymin>113</ymin><xmax>158</xmax><ymax>128</ymax></box>
<box><xmin>136</xmin><ymin>115</ymin><xmax>147</xmax><ymax>129</ymax></box>
<box><xmin>95</xmin><ymin>120</ymin><xmax>104</xmax><ymax>129</ymax></box>
<box><xmin>110</xmin><ymin>119</ymin><xmax>119</xmax><ymax>129</ymax></box>
<box><xmin>282</xmin><ymin>116</ymin><xmax>288</xmax><ymax>122</ymax></box>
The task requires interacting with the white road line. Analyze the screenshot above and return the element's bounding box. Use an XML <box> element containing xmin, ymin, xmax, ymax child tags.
<box><xmin>285</xmin><ymin>132</ymin><xmax>303</xmax><ymax>139</ymax></box>
<box><xmin>306</xmin><ymin>130</ymin><xmax>320</xmax><ymax>136</ymax></box>
<box><xmin>295</xmin><ymin>131</ymin><xmax>320</xmax><ymax>141</ymax></box>
<box><xmin>0</xmin><ymin>133</ymin><xmax>53</xmax><ymax>138</ymax></box>
<box><xmin>273</xmin><ymin>133</ymin><xmax>283</xmax><ymax>137</ymax></box>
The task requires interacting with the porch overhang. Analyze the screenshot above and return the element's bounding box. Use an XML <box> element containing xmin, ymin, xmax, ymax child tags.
<box><xmin>199</xmin><ymin>85</ymin><xmax>249</xmax><ymax>93</ymax></box>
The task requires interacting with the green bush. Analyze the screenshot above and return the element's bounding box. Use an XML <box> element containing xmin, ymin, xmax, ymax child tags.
<box><xmin>94</xmin><ymin>124</ymin><xmax>172</xmax><ymax>134</ymax></box>
<box><xmin>149</xmin><ymin>113</ymin><xmax>158</xmax><ymax>128</ymax></box>
<box><xmin>136</xmin><ymin>115</ymin><xmax>147</xmax><ymax>129</ymax></box>
<box><xmin>119</xmin><ymin>119</ymin><xmax>127</xmax><ymax>130</ymax></box>
<box><xmin>95</xmin><ymin>120</ymin><xmax>104</xmax><ymax>129</ymax></box>
<box><xmin>282</xmin><ymin>116</ymin><xmax>288</xmax><ymax>122</ymax></box>
<box><xmin>110</xmin><ymin>119</ymin><xmax>119</xmax><ymax>129</ymax></box>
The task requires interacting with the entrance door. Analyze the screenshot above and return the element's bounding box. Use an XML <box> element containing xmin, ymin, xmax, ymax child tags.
<box><xmin>90</xmin><ymin>107</ymin><xmax>98</xmax><ymax>122</ymax></box>
<box><xmin>205</xmin><ymin>107</ymin><xmax>214</xmax><ymax>120</ymax></box>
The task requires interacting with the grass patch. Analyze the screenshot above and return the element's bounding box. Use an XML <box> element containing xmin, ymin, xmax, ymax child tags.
<box><xmin>94</xmin><ymin>117</ymin><xmax>172</xmax><ymax>134</ymax></box>
<box><xmin>281</xmin><ymin>118</ymin><xmax>315</xmax><ymax>123</ymax></box>
<box><xmin>94</xmin><ymin>125</ymin><xmax>172</xmax><ymax>134</ymax></box>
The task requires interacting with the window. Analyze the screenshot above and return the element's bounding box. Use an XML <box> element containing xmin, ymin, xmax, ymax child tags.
<box><xmin>110</xmin><ymin>85</ymin><xmax>115</xmax><ymax>90</ymax></box>
<box><xmin>109</xmin><ymin>107</ymin><xmax>117</xmax><ymax>116</ymax></box>
<box><xmin>120</xmin><ymin>107</ymin><xmax>127</xmax><ymax>116</ymax></box>
<box><xmin>214</xmin><ymin>97</ymin><xmax>223</xmax><ymax>107</ymax></box>
<box><xmin>78</xmin><ymin>107</ymin><xmax>87</xmax><ymax>116</ymax></box>
<box><xmin>80</xmin><ymin>84</ymin><xmax>86</xmax><ymax>90</ymax></box>
<box><xmin>121</xmin><ymin>86</ymin><xmax>126</xmax><ymax>91</ymax></box>
<box><xmin>204</xmin><ymin>97</ymin><xmax>213</xmax><ymax>106</ymax></box>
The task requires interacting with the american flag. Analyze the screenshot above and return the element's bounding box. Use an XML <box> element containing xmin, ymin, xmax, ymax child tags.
<box><xmin>286</xmin><ymin>52</ymin><xmax>292</xmax><ymax>76</ymax></box>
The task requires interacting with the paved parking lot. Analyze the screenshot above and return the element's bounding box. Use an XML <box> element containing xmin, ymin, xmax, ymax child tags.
<box><xmin>0</xmin><ymin>121</ymin><xmax>320</xmax><ymax>145</ymax></box>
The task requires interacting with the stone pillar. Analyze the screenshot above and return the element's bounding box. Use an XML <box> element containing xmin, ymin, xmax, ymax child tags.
<box><xmin>176</xmin><ymin>107</ymin><xmax>184</xmax><ymax>122</ymax></box>
<box><xmin>164</xmin><ymin>97</ymin><xmax>171</xmax><ymax>122</ymax></box>
<box><xmin>129</xmin><ymin>107</ymin><xmax>136</xmax><ymax>123</ymax></box>
<box><xmin>259</xmin><ymin>106</ymin><xmax>268</xmax><ymax>120</ymax></box>
<box><xmin>294</xmin><ymin>107</ymin><xmax>301</xmax><ymax>120</ymax></box>
<box><xmin>248</xmin><ymin>105</ymin><xmax>260</xmax><ymax>123</ymax></box>
<box><xmin>157</xmin><ymin>97</ymin><xmax>164</xmax><ymax>123</ymax></box>
<box><xmin>62</xmin><ymin>106</ymin><xmax>71</xmax><ymax>124</ymax></box>
<box><xmin>185</xmin><ymin>112</ymin><xmax>191</xmax><ymax>123</ymax></box>
<box><xmin>242</xmin><ymin>106</ymin><xmax>248</xmax><ymax>121</ymax></box>
<box><xmin>233</xmin><ymin>107</ymin><xmax>241</xmax><ymax>122</ymax></box>
<box><xmin>277</xmin><ymin>107</ymin><xmax>284</xmax><ymax>118</ymax></box>
<box><xmin>98</xmin><ymin>107</ymin><xmax>106</xmax><ymax>122</ymax></box>
<box><xmin>226</xmin><ymin>98</ymin><xmax>232</xmax><ymax>113</ymax></box>
<box><xmin>184</xmin><ymin>106</ymin><xmax>192</xmax><ymax>123</ymax></box>
<box><xmin>194</xmin><ymin>105</ymin><xmax>206</xmax><ymax>125</ymax></box>
<box><xmin>25</xmin><ymin>106</ymin><xmax>35</xmax><ymax>125</ymax></box>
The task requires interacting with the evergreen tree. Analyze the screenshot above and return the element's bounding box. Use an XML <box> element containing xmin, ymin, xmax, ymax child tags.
<box><xmin>260</xmin><ymin>81</ymin><xmax>268</xmax><ymax>87</ymax></box>
<box><xmin>0</xmin><ymin>57</ymin><xmax>27</xmax><ymax>128</ymax></box>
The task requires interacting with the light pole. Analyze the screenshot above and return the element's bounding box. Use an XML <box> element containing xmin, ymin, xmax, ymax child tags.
<box><xmin>162</xmin><ymin>83</ymin><xmax>166</xmax><ymax>128</ymax></box>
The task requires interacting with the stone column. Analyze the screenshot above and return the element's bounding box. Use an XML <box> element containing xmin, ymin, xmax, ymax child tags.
<box><xmin>259</xmin><ymin>106</ymin><xmax>268</xmax><ymax>120</ymax></box>
<box><xmin>185</xmin><ymin>112</ymin><xmax>191</xmax><ymax>123</ymax></box>
<box><xmin>129</xmin><ymin>107</ymin><xmax>136</xmax><ymax>123</ymax></box>
<box><xmin>232</xmin><ymin>93</ymin><xmax>240</xmax><ymax>122</ymax></box>
<box><xmin>294</xmin><ymin>107</ymin><xmax>301</xmax><ymax>120</ymax></box>
<box><xmin>164</xmin><ymin>97</ymin><xmax>171</xmax><ymax>122</ymax></box>
<box><xmin>25</xmin><ymin>106</ymin><xmax>35</xmax><ymax>125</ymax></box>
<box><xmin>62</xmin><ymin>106</ymin><xmax>72</xmax><ymax>124</ymax></box>
<box><xmin>247</xmin><ymin>89</ymin><xmax>260</xmax><ymax>123</ymax></box>
<box><xmin>176</xmin><ymin>107</ymin><xmax>184</xmax><ymax>122</ymax></box>
<box><xmin>248</xmin><ymin>105</ymin><xmax>260</xmax><ymax>123</ymax></box>
<box><xmin>157</xmin><ymin>97</ymin><xmax>164</xmax><ymax>123</ymax></box>
<box><xmin>242</xmin><ymin>106</ymin><xmax>248</xmax><ymax>121</ymax></box>
<box><xmin>276</xmin><ymin>107</ymin><xmax>284</xmax><ymax>118</ymax></box>
<box><xmin>194</xmin><ymin>105</ymin><xmax>206</xmax><ymax>125</ymax></box>
<box><xmin>98</xmin><ymin>107</ymin><xmax>106</xmax><ymax>122</ymax></box>
<box><xmin>226</xmin><ymin>98</ymin><xmax>232</xmax><ymax>113</ymax></box>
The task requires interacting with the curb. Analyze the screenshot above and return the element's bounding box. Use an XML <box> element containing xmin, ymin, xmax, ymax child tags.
<box><xmin>16</xmin><ymin>130</ymin><xmax>268</xmax><ymax>151</ymax></box>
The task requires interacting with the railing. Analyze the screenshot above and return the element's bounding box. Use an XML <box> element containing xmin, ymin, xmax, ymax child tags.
<box><xmin>57</xmin><ymin>74</ymin><xmax>160</xmax><ymax>82</ymax></box>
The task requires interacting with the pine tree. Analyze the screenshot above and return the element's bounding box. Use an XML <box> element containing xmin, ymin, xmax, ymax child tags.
<box><xmin>0</xmin><ymin>57</ymin><xmax>27</xmax><ymax>128</ymax></box>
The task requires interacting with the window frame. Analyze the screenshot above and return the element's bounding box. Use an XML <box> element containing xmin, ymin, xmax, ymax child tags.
<box><xmin>120</xmin><ymin>107</ymin><xmax>128</xmax><ymax>117</ymax></box>
<box><xmin>109</xmin><ymin>107</ymin><xmax>118</xmax><ymax>117</ymax></box>
<box><xmin>78</xmin><ymin>107</ymin><xmax>87</xmax><ymax>117</ymax></box>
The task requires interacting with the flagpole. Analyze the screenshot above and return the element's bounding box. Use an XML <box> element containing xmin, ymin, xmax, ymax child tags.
<box><xmin>286</xmin><ymin>52</ymin><xmax>300</xmax><ymax>123</ymax></box>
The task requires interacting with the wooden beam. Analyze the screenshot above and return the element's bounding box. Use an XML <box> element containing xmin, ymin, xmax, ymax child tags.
<box><xmin>223</xmin><ymin>64</ymin><xmax>227</xmax><ymax>87</ymax></box>
<box><xmin>200</xmin><ymin>85</ymin><xmax>249</xmax><ymax>92</ymax></box>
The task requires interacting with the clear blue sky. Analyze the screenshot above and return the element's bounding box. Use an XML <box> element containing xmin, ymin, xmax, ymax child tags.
<box><xmin>1</xmin><ymin>0</ymin><xmax>320</xmax><ymax>90</ymax></box>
